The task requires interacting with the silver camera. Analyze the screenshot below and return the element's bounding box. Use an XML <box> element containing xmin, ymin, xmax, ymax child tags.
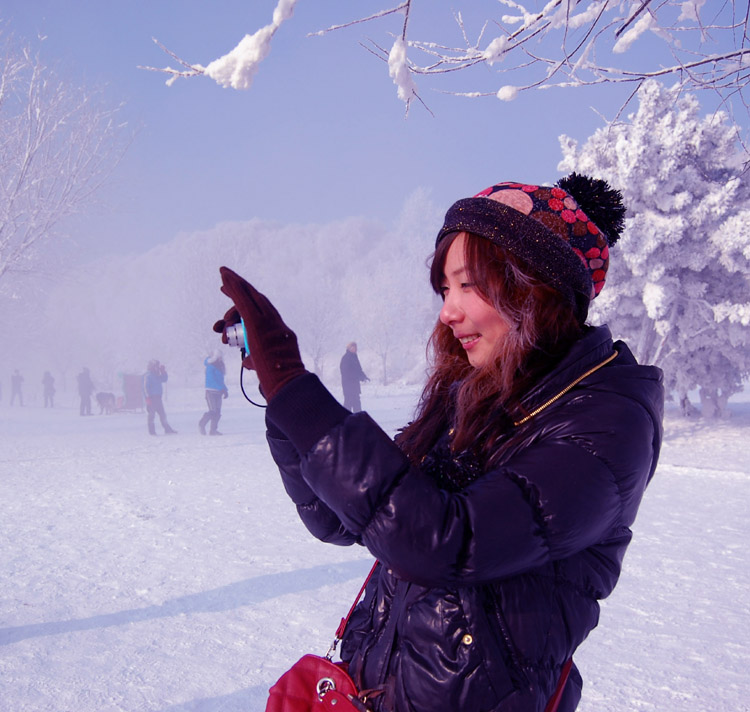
<box><xmin>224</xmin><ymin>322</ymin><xmax>246</xmax><ymax>349</ymax></box>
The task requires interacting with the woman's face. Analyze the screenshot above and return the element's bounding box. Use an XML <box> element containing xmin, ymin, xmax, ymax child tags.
<box><xmin>438</xmin><ymin>233</ymin><xmax>510</xmax><ymax>368</ymax></box>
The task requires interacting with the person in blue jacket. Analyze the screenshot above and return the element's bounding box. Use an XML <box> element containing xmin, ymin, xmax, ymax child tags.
<box><xmin>199</xmin><ymin>349</ymin><xmax>228</xmax><ymax>435</ymax></box>
<box><xmin>143</xmin><ymin>359</ymin><xmax>176</xmax><ymax>435</ymax></box>
<box><xmin>214</xmin><ymin>174</ymin><xmax>664</xmax><ymax>712</ymax></box>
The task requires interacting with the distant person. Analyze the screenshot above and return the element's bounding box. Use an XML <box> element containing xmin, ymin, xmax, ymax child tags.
<box><xmin>199</xmin><ymin>350</ymin><xmax>228</xmax><ymax>436</ymax></box>
<box><xmin>77</xmin><ymin>367</ymin><xmax>94</xmax><ymax>416</ymax></box>
<box><xmin>339</xmin><ymin>341</ymin><xmax>368</xmax><ymax>412</ymax></box>
<box><xmin>143</xmin><ymin>359</ymin><xmax>177</xmax><ymax>435</ymax></box>
<box><xmin>42</xmin><ymin>371</ymin><xmax>55</xmax><ymax>408</ymax></box>
<box><xmin>10</xmin><ymin>369</ymin><xmax>24</xmax><ymax>407</ymax></box>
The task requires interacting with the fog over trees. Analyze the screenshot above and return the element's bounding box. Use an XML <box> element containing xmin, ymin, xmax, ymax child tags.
<box><xmin>3</xmin><ymin>66</ymin><xmax>750</xmax><ymax>418</ymax></box>
<box><xmin>3</xmin><ymin>189</ymin><xmax>441</xmax><ymax>402</ymax></box>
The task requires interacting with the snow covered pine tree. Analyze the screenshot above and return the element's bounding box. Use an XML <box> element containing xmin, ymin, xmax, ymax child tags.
<box><xmin>559</xmin><ymin>80</ymin><xmax>750</xmax><ymax>418</ymax></box>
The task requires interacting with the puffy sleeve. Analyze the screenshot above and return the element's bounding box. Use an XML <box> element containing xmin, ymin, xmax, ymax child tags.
<box><xmin>266</xmin><ymin>373</ymin><xmax>658</xmax><ymax>588</ymax></box>
<box><xmin>265</xmin><ymin>417</ymin><xmax>358</xmax><ymax>546</ymax></box>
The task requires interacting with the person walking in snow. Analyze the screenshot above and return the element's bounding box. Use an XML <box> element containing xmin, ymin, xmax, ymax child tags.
<box><xmin>10</xmin><ymin>369</ymin><xmax>24</xmax><ymax>406</ymax></box>
<box><xmin>214</xmin><ymin>174</ymin><xmax>664</xmax><ymax>712</ymax></box>
<box><xmin>198</xmin><ymin>350</ymin><xmax>228</xmax><ymax>436</ymax></box>
<box><xmin>77</xmin><ymin>367</ymin><xmax>94</xmax><ymax>416</ymax></box>
<box><xmin>42</xmin><ymin>371</ymin><xmax>55</xmax><ymax>408</ymax></box>
<box><xmin>143</xmin><ymin>360</ymin><xmax>176</xmax><ymax>435</ymax></box>
<box><xmin>339</xmin><ymin>341</ymin><xmax>368</xmax><ymax>412</ymax></box>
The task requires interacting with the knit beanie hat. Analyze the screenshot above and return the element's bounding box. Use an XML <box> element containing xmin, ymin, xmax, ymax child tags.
<box><xmin>435</xmin><ymin>173</ymin><xmax>626</xmax><ymax>323</ymax></box>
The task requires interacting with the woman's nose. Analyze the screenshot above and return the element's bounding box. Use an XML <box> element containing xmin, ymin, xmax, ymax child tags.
<box><xmin>439</xmin><ymin>293</ymin><xmax>461</xmax><ymax>326</ymax></box>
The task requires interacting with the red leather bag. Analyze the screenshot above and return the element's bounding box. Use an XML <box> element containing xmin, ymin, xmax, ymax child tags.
<box><xmin>265</xmin><ymin>564</ymin><xmax>379</xmax><ymax>712</ymax></box>
<box><xmin>265</xmin><ymin>654</ymin><xmax>366</xmax><ymax>711</ymax></box>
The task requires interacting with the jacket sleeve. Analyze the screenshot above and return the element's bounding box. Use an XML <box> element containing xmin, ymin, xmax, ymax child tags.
<box><xmin>267</xmin><ymin>374</ymin><xmax>658</xmax><ymax>588</ymax></box>
<box><xmin>265</xmin><ymin>416</ymin><xmax>358</xmax><ymax>546</ymax></box>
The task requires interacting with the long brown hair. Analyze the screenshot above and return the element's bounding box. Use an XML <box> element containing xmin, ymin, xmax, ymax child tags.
<box><xmin>397</xmin><ymin>232</ymin><xmax>582</xmax><ymax>467</ymax></box>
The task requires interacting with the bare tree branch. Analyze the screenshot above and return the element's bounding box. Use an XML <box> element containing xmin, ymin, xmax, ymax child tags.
<box><xmin>140</xmin><ymin>0</ymin><xmax>750</xmax><ymax>138</ymax></box>
<box><xmin>0</xmin><ymin>34</ymin><xmax>130</xmax><ymax>283</ymax></box>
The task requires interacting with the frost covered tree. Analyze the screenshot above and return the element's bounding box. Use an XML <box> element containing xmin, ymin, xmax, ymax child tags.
<box><xmin>30</xmin><ymin>192</ymin><xmax>439</xmax><ymax>393</ymax></box>
<box><xmin>142</xmin><ymin>0</ymin><xmax>750</xmax><ymax>127</ymax></box>
<box><xmin>559</xmin><ymin>79</ymin><xmax>750</xmax><ymax>418</ymax></box>
<box><xmin>343</xmin><ymin>188</ymin><xmax>439</xmax><ymax>385</ymax></box>
<box><xmin>0</xmin><ymin>34</ymin><xmax>128</xmax><ymax>285</ymax></box>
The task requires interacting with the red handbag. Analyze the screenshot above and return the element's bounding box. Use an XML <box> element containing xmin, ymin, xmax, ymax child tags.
<box><xmin>265</xmin><ymin>654</ymin><xmax>365</xmax><ymax>711</ymax></box>
<box><xmin>265</xmin><ymin>563</ymin><xmax>379</xmax><ymax>712</ymax></box>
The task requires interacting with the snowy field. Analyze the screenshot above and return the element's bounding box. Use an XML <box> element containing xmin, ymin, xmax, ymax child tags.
<box><xmin>1</xmin><ymin>380</ymin><xmax>749</xmax><ymax>712</ymax></box>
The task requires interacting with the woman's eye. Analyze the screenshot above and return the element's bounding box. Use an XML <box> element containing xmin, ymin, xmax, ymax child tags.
<box><xmin>461</xmin><ymin>282</ymin><xmax>475</xmax><ymax>290</ymax></box>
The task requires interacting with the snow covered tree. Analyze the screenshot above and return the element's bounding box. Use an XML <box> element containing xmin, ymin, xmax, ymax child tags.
<box><xmin>142</xmin><ymin>1</ymin><xmax>750</xmax><ymax>129</ymax></box>
<box><xmin>342</xmin><ymin>188</ymin><xmax>439</xmax><ymax>385</ymax></box>
<box><xmin>559</xmin><ymin>79</ymin><xmax>750</xmax><ymax>418</ymax></box>
<box><xmin>0</xmin><ymin>34</ymin><xmax>128</xmax><ymax>286</ymax></box>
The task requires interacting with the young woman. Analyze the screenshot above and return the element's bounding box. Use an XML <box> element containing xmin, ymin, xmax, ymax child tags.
<box><xmin>215</xmin><ymin>174</ymin><xmax>664</xmax><ymax>712</ymax></box>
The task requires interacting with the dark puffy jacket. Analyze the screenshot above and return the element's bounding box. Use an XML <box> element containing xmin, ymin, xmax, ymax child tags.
<box><xmin>266</xmin><ymin>326</ymin><xmax>664</xmax><ymax>712</ymax></box>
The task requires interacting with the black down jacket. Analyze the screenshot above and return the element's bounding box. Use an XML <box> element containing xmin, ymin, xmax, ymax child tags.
<box><xmin>265</xmin><ymin>325</ymin><xmax>664</xmax><ymax>712</ymax></box>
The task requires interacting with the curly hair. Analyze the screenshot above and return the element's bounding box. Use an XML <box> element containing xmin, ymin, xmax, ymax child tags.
<box><xmin>397</xmin><ymin>232</ymin><xmax>582</xmax><ymax>467</ymax></box>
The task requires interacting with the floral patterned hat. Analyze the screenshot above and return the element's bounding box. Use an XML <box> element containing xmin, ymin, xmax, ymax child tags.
<box><xmin>435</xmin><ymin>173</ymin><xmax>626</xmax><ymax>323</ymax></box>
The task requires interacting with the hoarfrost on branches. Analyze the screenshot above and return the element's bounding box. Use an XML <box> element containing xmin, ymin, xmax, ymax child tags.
<box><xmin>0</xmin><ymin>33</ymin><xmax>129</xmax><ymax>286</ymax></box>
<box><xmin>612</xmin><ymin>12</ymin><xmax>655</xmax><ymax>54</ymax></box>
<box><xmin>142</xmin><ymin>0</ymin><xmax>750</xmax><ymax>135</ymax></box>
<box><xmin>203</xmin><ymin>0</ymin><xmax>298</xmax><ymax>90</ymax></box>
<box><xmin>560</xmin><ymin>79</ymin><xmax>750</xmax><ymax>418</ymax></box>
<box><xmin>140</xmin><ymin>0</ymin><xmax>299</xmax><ymax>89</ymax></box>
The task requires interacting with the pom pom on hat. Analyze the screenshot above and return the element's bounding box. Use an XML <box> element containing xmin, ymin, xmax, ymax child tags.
<box><xmin>556</xmin><ymin>172</ymin><xmax>626</xmax><ymax>246</ymax></box>
<box><xmin>435</xmin><ymin>173</ymin><xmax>626</xmax><ymax>323</ymax></box>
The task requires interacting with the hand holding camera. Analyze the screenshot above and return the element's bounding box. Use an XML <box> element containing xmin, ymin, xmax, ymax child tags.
<box><xmin>214</xmin><ymin>266</ymin><xmax>307</xmax><ymax>402</ymax></box>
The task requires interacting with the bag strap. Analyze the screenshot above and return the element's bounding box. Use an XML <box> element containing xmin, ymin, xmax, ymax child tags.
<box><xmin>326</xmin><ymin>560</ymin><xmax>379</xmax><ymax>658</ymax></box>
<box><xmin>544</xmin><ymin>658</ymin><xmax>573</xmax><ymax>712</ymax></box>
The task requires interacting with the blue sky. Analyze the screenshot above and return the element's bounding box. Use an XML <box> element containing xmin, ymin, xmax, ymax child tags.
<box><xmin>0</xmin><ymin>1</ymin><xmax>726</xmax><ymax>260</ymax></box>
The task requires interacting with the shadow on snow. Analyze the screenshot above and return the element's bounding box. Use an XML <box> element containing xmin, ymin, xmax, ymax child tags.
<box><xmin>0</xmin><ymin>558</ymin><xmax>372</xmax><ymax>646</ymax></box>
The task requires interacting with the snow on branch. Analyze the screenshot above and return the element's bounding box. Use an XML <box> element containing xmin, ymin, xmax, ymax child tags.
<box><xmin>139</xmin><ymin>0</ymin><xmax>298</xmax><ymax>89</ymax></box>
<box><xmin>141</xmin><ymin>0</ymin><xmax>750</xmax><ymax>128</ymax></box>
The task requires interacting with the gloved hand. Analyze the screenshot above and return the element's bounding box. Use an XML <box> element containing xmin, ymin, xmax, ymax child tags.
<box><xmin>213</xmin><ymin>305</ymin><xmax>257</xmax><ymax>372</ymax></box>
<box><xmin>213</xmin><ymin>305</ymin><xmax>241</xmax><ymax>340</ymax></box>
<box><xmin>214</xmin><ymin>266</ymin><xmax>308</xmax><ymax>401</ymax></box>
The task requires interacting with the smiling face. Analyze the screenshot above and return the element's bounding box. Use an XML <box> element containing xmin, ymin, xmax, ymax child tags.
<box><xmin>438</xmin><ymin>232</ymin><xmax>511</xmax><ymax>368</ymax></box>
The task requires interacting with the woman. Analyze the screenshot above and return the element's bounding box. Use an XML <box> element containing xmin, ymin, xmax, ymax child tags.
<box><xmin>215</xmin><ymin>174</ymin><xmax>664</xmax><ymax>712</ymax></box>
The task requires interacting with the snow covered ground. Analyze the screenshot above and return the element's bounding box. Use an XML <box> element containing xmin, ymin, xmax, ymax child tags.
<box><xmin>1</xmin><ymin>380</ymin><xmax>749</xmax><ymax>711</ymax></box>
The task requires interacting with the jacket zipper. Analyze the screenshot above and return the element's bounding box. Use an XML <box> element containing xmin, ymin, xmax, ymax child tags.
<box><xmin>513</xmin><ymin>350</ymin><xmax>617</xmax><ymax>426</ymax></box>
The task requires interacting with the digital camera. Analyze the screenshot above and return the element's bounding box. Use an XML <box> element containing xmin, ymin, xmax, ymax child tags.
<box><xmin>224</xmin><ymin>319</ymin><xmax>250</xmax><ymax>352</ymax></box>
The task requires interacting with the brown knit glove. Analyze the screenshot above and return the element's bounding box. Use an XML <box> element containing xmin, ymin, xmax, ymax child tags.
<box><xmin>214</xmin><ymin>267</ymin><xmax>307</xmax><ymax>401</ymax></box>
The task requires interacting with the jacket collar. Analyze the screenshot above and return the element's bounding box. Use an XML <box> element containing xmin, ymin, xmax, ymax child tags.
<box><xmin>516</xmin><ymin>325</ymin><xmax>617</xmax><ymax>425</ymax></box>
